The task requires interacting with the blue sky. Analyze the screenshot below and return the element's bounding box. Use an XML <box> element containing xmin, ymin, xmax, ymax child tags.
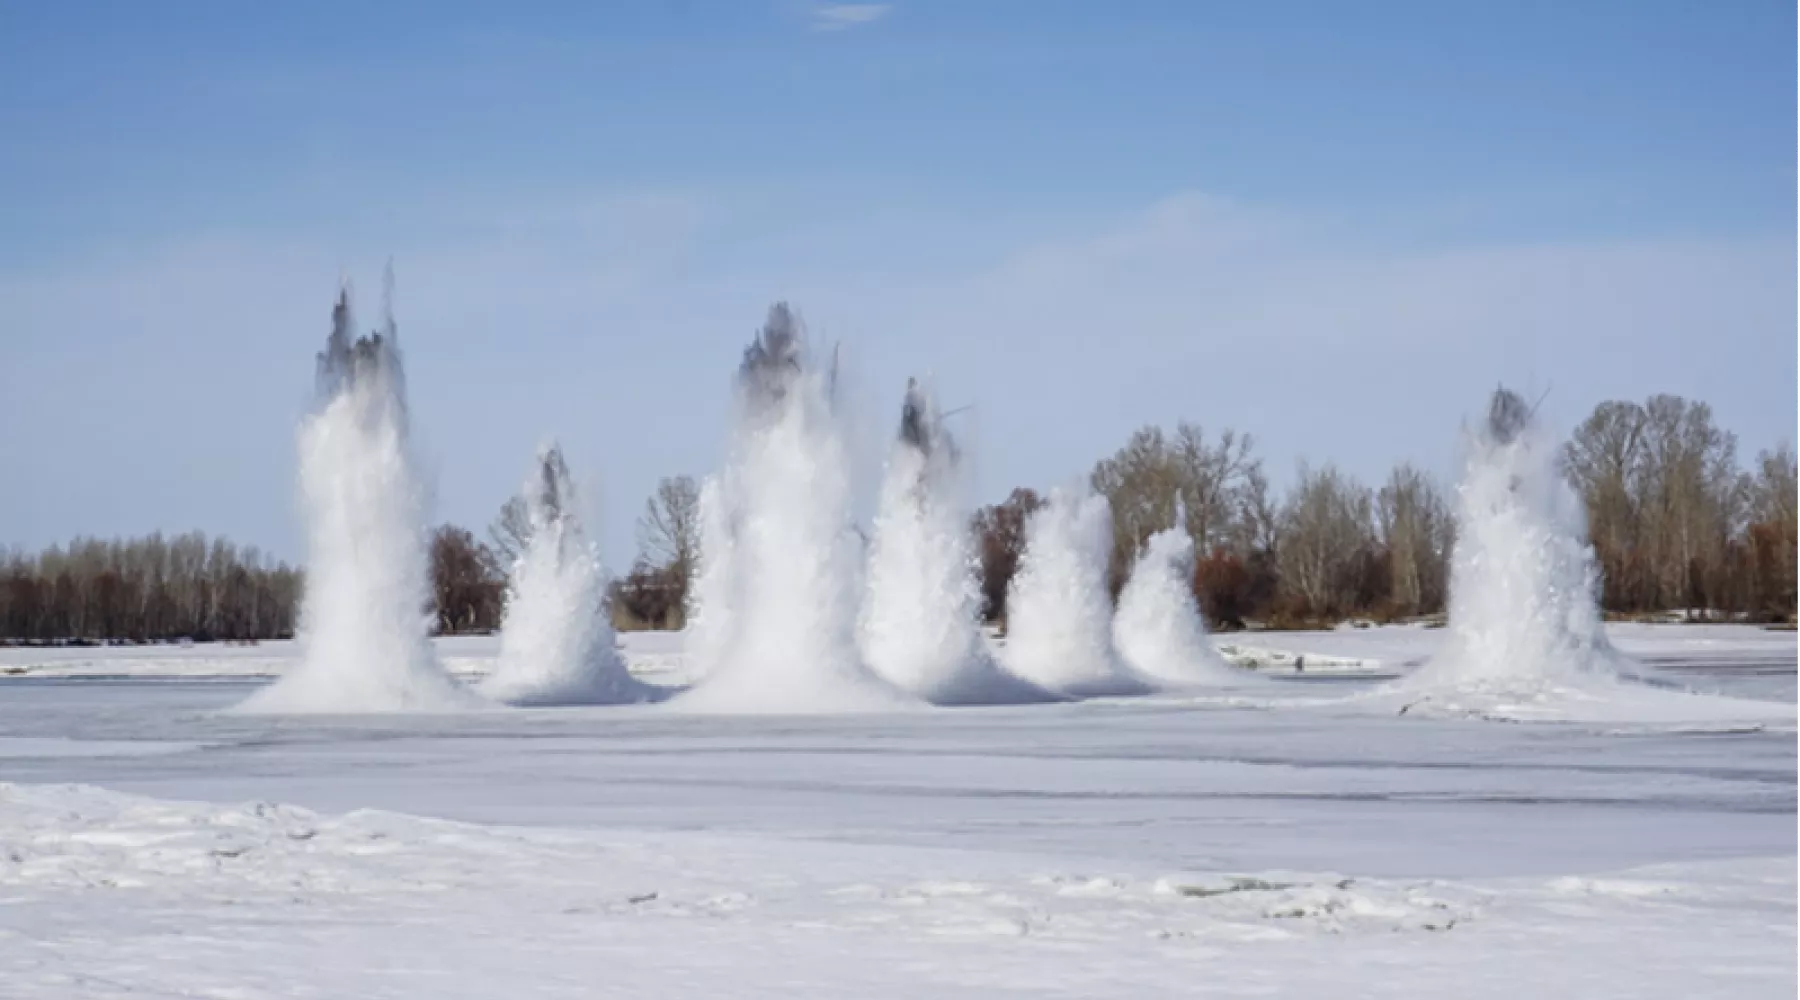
<box><xmin>2</xmin><ymin>1</ymin><xmax>1794</xmax><ymax>565</ymax></box>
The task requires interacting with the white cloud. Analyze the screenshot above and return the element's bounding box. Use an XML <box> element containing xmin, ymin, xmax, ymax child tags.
<box><xmin>810</xmin><ymin>4</ymin><xmax>892</xmax><ymax>32</ymax></box>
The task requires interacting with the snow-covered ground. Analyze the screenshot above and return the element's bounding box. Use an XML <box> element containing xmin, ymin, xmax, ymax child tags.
<box><xmin>1</xmin><ymin>625</ymin><xmax>1793</xmax><ymax>997</ymax></box>
<box><xmin>0</xmin><ymin>635</ymin><xmax>505</xmax><ymax>683</ymax></box>
<box><xmin>7</xmin><ymin>622</ymin><xmax>1793</xmax><ymax>690</ymax></box>
<box><xmin>1219</xmin><ymin>621</ymin><xmax>1799</xmax><ymax>678</ymax></box>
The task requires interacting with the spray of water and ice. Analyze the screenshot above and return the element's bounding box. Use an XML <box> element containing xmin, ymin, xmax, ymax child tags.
<box><xmin>859</xmin><ymin>380</ymin><xmax>1058</xmax><ymax>705</ymax></box>
<box><xmin>683</xmin><ymin>475</ymin><xmax>737</xmax><ymax>685</ymax></box>
<box><xmin>1002</xmin><ymin>488</ymin><xmax>1153</xmax><ymax>698</ymax></box>
<box><xmin>1112</xmin><ymin>502</ymin><xmax>1241</xmax><ymax>686</ymax></box>
<box><xmin>1403</xmin><ymin>388</ymin><xmax>1631</xmax><ymax>700</ymax></box>
<box><xmin>678</xmin><ymin>304</ymin><xmax>913</xmax><ymax>712</ymax></box>
<box><xmin>241</xmin><ymin>283</ymin><xmax>472</xmax><ymax>713</ymax></box>
<box><xmin>483</xmin><ymin>446</ymin><xmax>650</xmax><ymax>706</ymax></box>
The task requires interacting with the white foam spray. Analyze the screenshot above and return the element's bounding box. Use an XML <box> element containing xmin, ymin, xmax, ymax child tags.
<box><xmin>484</xmin><ymin>445</ymin><xmax>649</xmax><ymax>706</ymax></box>
<box><xmin>241</xmin><ymin>282</ymin><xmax>473</xmax><ymax>713</ymax></box>
<box><xmin>1002</xmin><ymin>488</ymin><xmax>1152</xmax><ymax>698</ymax></box>
<box><xmin>682</xmin><ymin>474</ymin><xmax>737</xmax><ymax>682</ymax></box>
<box><xmin>1112</xmin><ymin>502</ymin><xmax>1240</xmax><ymax>686</ymax></box>
<box><xmin>678</xmin><ymin>304</ymin><xmax>913</xmax><ymax>713</ymax></box>
<box><xmin>1404</xmin><ymin>388</ymin><xmax>1630</xmax><ymax>698</ymax></box>
<box><xmin>1364</xmin><ymin>388</ymin><xmax>1799</xmax><ymax>725</ymax></box>
<box><xmin>860</xmin><ymin>380</ymin><xmax>1058</xmax><ymax>705</ymax></box>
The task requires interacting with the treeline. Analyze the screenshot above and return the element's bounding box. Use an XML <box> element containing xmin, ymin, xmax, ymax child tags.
<box><xmin>6</xmin><ymin>393</ymin><xmax>1791</xmax><ymax>643</ymax></box>
<box><xmin>0</xmin><ymin>526</ymin><xmax>518</xmax><ymax>644</ymax></box>
<box><xmin>609</xmin><ymin>393</ymin><xmax>1792</xmax><ymax>632</ymax></box>
<box><xmin>967</xmin><ymin>393</ymin><xmax>1795</xmax><ymax>629</ymax></box>
<box><xmin>0</xmin><ymin>534</ymin><xmax>302</xmax><ymax>644</ymax></box>
<box><xmin>0</xmin><ymin>516</ymin><xmax>693</xmax><ymax>643</ymax></box>
<box><xmin>414</xmin><ymin>390</ymin><xmax>1800</xmax><ymax>632</ymax></box>
<box><xmin>1566</xmin><ymin>397</ymin><xmax>1796</xmax><ymax>618</ymax></box>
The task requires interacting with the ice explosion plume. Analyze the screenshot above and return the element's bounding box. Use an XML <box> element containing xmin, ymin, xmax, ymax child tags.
<box><xmin>680</xmin><ymin>304</ymin><xmax>911</xmax><ymax>712</ymax></box>
<box><xmin>1112</xmin><ymin>502</ymin><xmax>1240</xmax><ymax>686</ymax></box>
<box><xmin>484</xmin><ymin>445</ymin><xmax>648</xmax><ymax>706</ymax></box>
<box><xmin>241</xmin><ymin>282</ymin><xmax>471</xmax><ymax>713</ymax></box>
<box><xmin>860</xmin><ymin>380</ymin><xmax>1056</xmax><ymax>705</ymax></box>
<box><xmin>1406</xmin><ymin>387</ymin><xmax>1630</xmax><ymax>697</ymax></box>
<box><xmin>1003</xmin><ymin>489</ymin><xmax>1151</xmax><ymax>698</ymax></box>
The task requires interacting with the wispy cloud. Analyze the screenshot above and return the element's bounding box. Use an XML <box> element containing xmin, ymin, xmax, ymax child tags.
<box><xmin>810</xmin><ymin>4</ymin><xmax>892</xmax><ymax>32</ymax></box>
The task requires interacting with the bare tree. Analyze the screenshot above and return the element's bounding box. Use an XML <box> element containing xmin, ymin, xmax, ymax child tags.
<box><xmin>1745</xmin><ymin>443</ymin><xmax>1798</xmax><ymax>619</ymax></box>
<box><xmin>429</xmin><ymin>525</ymin><xmax>504</xmax><ymax>634</ymax></box>
<box><xmin>1276</xmin><ymin>463</ymin><xmax>1377</xmax><ymax>618</ymax></box>
<box><xmin>1173</xmin><ymin>424</ymin><xmax>1259</xmax><ymax>554</ymax></box>
<box><xmin>972</xmin><ymin>488</ymin><xmax>1044</xmax><ymax>625</ymax></box>
<box><xmin>488</xmin><ymin>496</ymin><xmax>532</xmax><ymax>568</ymax></box>
<box><xmin>1091</xmin><ymin>426</ymin><xmax>1180</xmax><ymax>587</ymax></box>
<box><xmin>1566</xmin><ymin>400</ymin><xmax>1649</xmax><ymax>607</ymax></box>
<box><xmin>1635</xmin><ymin>395</ymin><xmax>1742</xmax><ymax>615</ymax></box>
<box><xmin>1566</xmin><ymin>394</ymin><xmax>1764</xmax><ymax>616</ymax></box>
<box><xmin>635</xmin><ymin>475</ymin><xmax>702</xmax><ymax>612</ymax></box>
<box><xmin>1234</xmin><ymin>463</ymin><xmax>1281</xmax><ymax>556</ymax></box>
<box><xmin>1090</xmin><ymin>422</ymin><xmax>1258</xmax><ymax>589</ymax></box>
<box><xmin>1750</xmin><ymin>443</ymin><xmax>1798</xmax><ymax>527</ymax></box>
<box><xmin>1375</xmin><ymin>463</ymin><xmax>1452</xmax><ymax>615</ymax></box>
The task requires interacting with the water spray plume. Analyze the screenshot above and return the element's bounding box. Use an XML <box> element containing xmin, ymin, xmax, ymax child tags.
<box><xmin>1399</xmin><ymin>386</ymin><xmax>1630</xmax><ymax>704</ymax></box>
<box><xmin>1112</xmin><ymin>497</ymin><xmax>1242</xmax><ymax>686</ymax></box>
<box><xmin>684</xmin><ymin>475</ymin><xmax>737</xmax><ymax>681</ymax></box>
<box><xmin>484</xmin><ymin>445</ymin><xmax>653</xmax><ymax>706</ymax></box>
<box><xmin>1364</xmin><ymin>386</ymin><xmax>1798</xmax><ymax>724</ymax></box>
<box><xmin>241</xmin><ymin>283</ymin><xmax>474</xmax><ymax>713</ymax></box>
<box><xmin>679</xmin><ymin>304</ymin><xmax>913</xmax><ymax>713</ymax></box>
<box><xmin>861</xmin><ymin>379</ymin><xmax>1059</xmax><ymax>705</ymax></box>
<box><xmin>1003</xmin><ymin>488</ymin><xmax>1153</xmax><ymax>698</ymax></box>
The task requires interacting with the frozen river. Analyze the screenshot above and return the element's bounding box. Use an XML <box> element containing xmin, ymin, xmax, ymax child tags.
<box><xmin>1</xmin><ymin>624</ymin><xmax>1794</xmax><ymax>998</ymax></box>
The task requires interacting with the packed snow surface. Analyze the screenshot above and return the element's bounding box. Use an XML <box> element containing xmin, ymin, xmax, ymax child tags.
<box><xmin>0</xmin><ymin>625</ymin><xmax>1792</xmax><ymax>997</ymax></box>
<box><xmin>3</xmin><ymin>781</ymin><xmax>1789</xmax><ymax>1000</ymax></box>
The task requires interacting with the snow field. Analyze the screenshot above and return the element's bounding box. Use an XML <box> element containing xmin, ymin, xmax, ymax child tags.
<box><xmin>1</xmin><ymin>781</ymin><xmax>1791</xmax><ymax>999</ymax></box>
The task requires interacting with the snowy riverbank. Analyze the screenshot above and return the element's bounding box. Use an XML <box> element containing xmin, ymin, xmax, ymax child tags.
<box><xmin>3</xmin><ymin>780</ymin><xmax>1791</xmax><ymax>999</ymax></box>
